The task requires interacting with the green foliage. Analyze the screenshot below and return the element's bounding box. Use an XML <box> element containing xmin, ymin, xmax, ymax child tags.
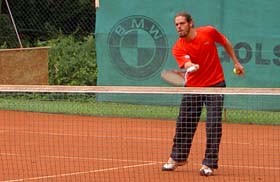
<box><xmin>0</xmin><ymin>0</ymin><xmax>95</xmax><ymax>47</ymax></box>
<box><xmin>0</xmin><ymin>92</ymin><xmax>96</xmax><ymax>102</ymax></box>
<box><xmin>46</xmin><ymin>0</ymin><xmax>95</xmax><ymax>35</ymax></box>
<box><xmin>0</xmin><ymin>14</ymin><xmax>18</xmax><ymax>48</ymax></box>
<box><xmin>38</xmin><ymin>35</ymin><xmax>97</xmax><ymax>86</ymax></box>
<box><xmin>0</xmin><ymin>0</ymin><xmax>97</xmax><ymax>85</ymax></box>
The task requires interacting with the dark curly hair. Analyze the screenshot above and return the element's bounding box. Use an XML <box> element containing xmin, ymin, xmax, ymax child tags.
<box><xmin>174</xmin><ymin>11</ymin><xmax>194</xmax><ymax>27</ymax></box>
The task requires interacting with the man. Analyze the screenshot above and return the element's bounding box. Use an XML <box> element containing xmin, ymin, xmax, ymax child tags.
<box><xmin>162</xmin><ymin>11</ymin><xmax>245</xmax><ymax>176</ymax></box>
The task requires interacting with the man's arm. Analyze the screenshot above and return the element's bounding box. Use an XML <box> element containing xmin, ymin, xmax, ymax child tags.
<box><xmin>223</xmin><ymin>38</ymin><xmax>245</xmax><ymax>76</ymax></box>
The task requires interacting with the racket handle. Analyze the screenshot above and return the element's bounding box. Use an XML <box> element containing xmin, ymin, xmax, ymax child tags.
<box><xmin>186</xmin><ymin>64</ymin><xmax>199</xmax><ymax>73</ymax></box>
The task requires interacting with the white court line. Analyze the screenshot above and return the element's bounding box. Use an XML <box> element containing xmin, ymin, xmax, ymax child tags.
<box><xmin>1</xmin><ymin>152</ymin><xmax>280</xmax><ymax>171</ymax></box>
<box><xmin>43</xmin><ymin>155</ymin><xmax>157</xmax><ymax>163</ymax></box>
<box><xmin>219</xmin><ymin>164</ymin><xmax>280</xmax><ymax>170</ymax></box>
<box><xmin>7</xmin><ymin>130</ymin><xmax>280</xmax><ymax>147</ymax></box>
<box><xmin>0</xmin><ymin>130</ymin><xmax>8</xmax><ymax>133</ymax></box>
<box><xmin>1</xmin><ymin>160</ymin><xmax>279</xmax><ymax>182</ymax></box>
<box><xmin>1</xmin><ymin>162</ymin><xmax>159</xmax><ymax>182</ymax></box>
<box><xmin>1</xmin><ymin>152</ymin><xmax>279</xmax><ymax>182</ymax></box>
<box><xmin>0</xmin><ymin>152</ymin><xmax>157</xmax><ymax>163</ymax></box>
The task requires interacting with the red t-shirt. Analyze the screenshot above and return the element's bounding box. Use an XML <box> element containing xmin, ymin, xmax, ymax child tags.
<box><xmin>172</xmin><ymin>26</ymin><xmax>227</xmax><ymax>87</ymax></box>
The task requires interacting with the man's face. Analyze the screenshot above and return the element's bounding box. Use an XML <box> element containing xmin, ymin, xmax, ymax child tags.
<box><xmin>174</xmin><ymin>16</ymin><xmax>192</xmax><ymax>37</ymax></box>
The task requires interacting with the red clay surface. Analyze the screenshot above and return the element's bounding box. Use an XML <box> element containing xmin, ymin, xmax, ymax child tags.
<box><xmin>0</xmin><ymin>110</ymin><xmax>279</xmax><ymax>182</ymax></box>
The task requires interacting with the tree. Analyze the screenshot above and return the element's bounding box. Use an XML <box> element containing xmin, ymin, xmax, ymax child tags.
<box><xmin>0</xmin><ymin>0</ymin><xmax>95</xmax><ymax>47</ymax></box>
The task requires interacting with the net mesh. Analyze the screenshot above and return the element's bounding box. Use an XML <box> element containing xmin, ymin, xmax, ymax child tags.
<box><xmin>0</xmin><ymin>86</ymin><xmax>279</xmax><ymax>182</ymax></box>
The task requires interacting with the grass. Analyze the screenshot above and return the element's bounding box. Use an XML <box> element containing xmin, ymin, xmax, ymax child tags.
<box><xmin>0</xmin><ymin>97</ymin><xmax>178</xmax><ymax>119</ymax></box>
<box><xmin>0</xmin><ymin>96</ymin><xmax>279</xmax><ymax>125</ymax></box>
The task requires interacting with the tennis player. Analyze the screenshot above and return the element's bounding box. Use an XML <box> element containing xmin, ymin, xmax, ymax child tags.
<box><xmin>162</xmin><ymin>11</ymin><xmax>245</xmax><ymax>176</ymax></box>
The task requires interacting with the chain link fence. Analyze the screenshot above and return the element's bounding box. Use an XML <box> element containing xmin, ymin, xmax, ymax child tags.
<box><xmin>0</xmin><ymin>0</ymin><xmax>97</xmax><ymax>86</ymax></box>
<box><xmin>0</xmin><ymin>0</ymin><xmax>96</xmax><ymax>48</ymax></box>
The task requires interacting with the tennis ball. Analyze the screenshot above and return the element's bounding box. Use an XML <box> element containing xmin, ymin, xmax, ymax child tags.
<box><xmin>233</xmin><ymin>68</ymin><xmax>240</xmax><ymax>74</ymax></box>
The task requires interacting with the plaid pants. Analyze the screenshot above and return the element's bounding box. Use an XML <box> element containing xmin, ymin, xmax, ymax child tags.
<box><xmin>170</xmin><ymin>81</ymin><xmax>225</xmax><ymax>169</ymax></box>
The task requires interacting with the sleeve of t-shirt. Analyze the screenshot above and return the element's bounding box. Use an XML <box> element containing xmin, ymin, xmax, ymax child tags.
<box><xmin>209</xmin><ymin>26</ymin><xmax>227</xmax><ymax>46</ymax></box>
<box><xmin>172</xmin><ymin>42</ymin><xmax>191</xmax><ymax>68</ymax></box>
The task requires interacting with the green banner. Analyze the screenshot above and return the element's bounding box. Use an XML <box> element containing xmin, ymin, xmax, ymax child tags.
<box><xmin>95</xmin><ymin>0</ymin><xmax>280</xmax><ymax>110</ymax></box>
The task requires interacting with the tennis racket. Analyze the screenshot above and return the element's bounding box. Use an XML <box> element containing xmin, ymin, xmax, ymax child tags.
<box><xmin>161</xmin><ymin>64</ymin><xmax>199</xmax><ymax>87</ymax></box>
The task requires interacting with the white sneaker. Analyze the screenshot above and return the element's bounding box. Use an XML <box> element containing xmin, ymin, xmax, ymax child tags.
<box><xmin>162</xmin><ymin>157</ymin><xmax>186</xmax><ymax>171</ymax></box>
<box><xmin>200</xmin><ymin>165</ymin><xmax>214</xmax><ymax>176</ymax></box>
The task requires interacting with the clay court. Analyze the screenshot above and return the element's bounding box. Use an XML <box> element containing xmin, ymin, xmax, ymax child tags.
<box><xmin>0</xmin><ymin>110</ymin><xmax>279</xmax><ymax>182</ymax></box>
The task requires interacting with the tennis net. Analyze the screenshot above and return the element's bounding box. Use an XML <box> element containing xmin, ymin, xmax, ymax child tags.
<box><xmin>0</xmin><ymin>85</ymin><xmax>279</xmax><ymax>182</ymax></box>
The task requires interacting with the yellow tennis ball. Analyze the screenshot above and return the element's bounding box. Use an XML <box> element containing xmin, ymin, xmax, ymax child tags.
<box><xmin>233</xmin><ymin>68</ymin><xmax>240</xmax><ymax>74</ymax></box>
